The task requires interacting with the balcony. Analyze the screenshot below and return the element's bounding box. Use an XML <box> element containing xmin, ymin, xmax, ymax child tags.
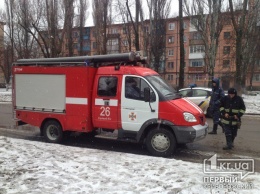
<box><xmin>189</xmin><ymin>39</ymin><xmax>204</xmax><ymax>45</ymax></box>
<box><xmin>188</xmin><ymin>66</ymin><xmax>206</xmax><ymax>73</ymax></box>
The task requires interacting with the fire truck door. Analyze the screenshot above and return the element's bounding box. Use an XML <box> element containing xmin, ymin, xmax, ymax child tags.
<box><xmin>121</xmin><ymin>76</ymin><xmax>158</xmax><ymax>131</ymax></box>
<box><xmin>93</xmin><ymin>76</ymin><xmax>119</xmax><ymax>129</ymax></box>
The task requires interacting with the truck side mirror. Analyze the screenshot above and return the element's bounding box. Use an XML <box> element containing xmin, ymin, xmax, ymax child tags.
<box><xmin>144</xmin><ymin>87</ymin><xmax>150</xmax><ymax>102</ymax></box>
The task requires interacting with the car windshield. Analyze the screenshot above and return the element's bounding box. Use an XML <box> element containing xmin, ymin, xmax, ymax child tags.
<box><xmin>146</xmin><ymin>75</ymin><xmax>180</xmax><ymax>100</ymax></box>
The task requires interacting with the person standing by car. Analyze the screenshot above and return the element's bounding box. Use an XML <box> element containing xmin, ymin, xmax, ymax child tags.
<box><xmin>220</xmin><ymin>88</ymin><xmax>246</xmax><ymax>150</ymax></box>
<box><xmin>208</xmin><ymin>78</ymin><xmax>225</xmax><ymax>134</ymax></box>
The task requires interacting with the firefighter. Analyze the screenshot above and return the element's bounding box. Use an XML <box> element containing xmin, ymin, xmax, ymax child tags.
<box><xmin>125</xmin><ymin>77</ymin><xmax>141</xmax><ymax>99</ymax></box>
<box><xmin>208</xmin><ymin>78</ymin><xmax>225</xmax><ymax>134</ymax></box>
<box><xmin>220</xmin><ymin>88</ymin><xmax>246</xmax><ymax>150</ymax></box>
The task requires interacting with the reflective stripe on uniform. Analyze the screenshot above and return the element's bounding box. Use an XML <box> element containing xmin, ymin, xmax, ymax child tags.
<box><xmin>224</xmin><ymin>108</ymin><xmax>245</xmax><ymax>114</ymax></box>
<box><xmin>221</xmin><ymin>119</ymin><xmax>238</xmax><ymax>125</ymax></box>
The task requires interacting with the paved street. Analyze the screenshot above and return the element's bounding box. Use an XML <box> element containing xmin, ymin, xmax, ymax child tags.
<box><xmin>1</xmin><ymin>102</ymin><xmax>260</xmax><ymax>172</ymax></box>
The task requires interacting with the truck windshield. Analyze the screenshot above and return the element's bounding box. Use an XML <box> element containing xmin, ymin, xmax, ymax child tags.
<box><xmin>146</xmin><ymin>75</ymin><xmax>180</xmax><ymax>100</ymax></box>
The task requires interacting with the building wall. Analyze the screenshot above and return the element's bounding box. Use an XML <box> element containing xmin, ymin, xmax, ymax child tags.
<box><xmin>44</xmin><ymin>15</ymin><xmax>260</xmax><ymax>89</ymax></box>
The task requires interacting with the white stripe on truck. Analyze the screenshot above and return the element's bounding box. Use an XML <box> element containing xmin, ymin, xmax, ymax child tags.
<box><xmin>95</xmin><ymin>98</ymin><xmax>118</xmax><ymax>106</ymax></box>
<box><xmin>66</xmin><ymin>97</ymin><xmax>88</xmax><ymax>105</ymax></box>
<box><xmin>183</xmin><ymin>98</ymin><xmax>203</xmax><ymax>113</ymax></box>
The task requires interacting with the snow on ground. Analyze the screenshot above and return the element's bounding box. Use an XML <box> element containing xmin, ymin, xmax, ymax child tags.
<box><xmin>0</xmin><ymin>136</ymin><xmax>259</xmax><ymax>194</ymax></box>
<box><xmin>242</xmin><ymin>93</ymin><xmax>260</xmax><ymax>114</ymax></box>
<box><xmin>1</xmin><ymin>88</ymin><xmax>260</xmax><ymax>193</ymax></box>
<box><xmin>0</xmin><ymin>88</ymin><xmax>12</xmax><ymax>102</ymax></box>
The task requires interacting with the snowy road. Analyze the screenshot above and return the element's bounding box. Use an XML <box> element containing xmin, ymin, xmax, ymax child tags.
<box><xmin>0</xmin><ymin>135</ymin><xmax>260</xmax><ymax>194</ymax></box>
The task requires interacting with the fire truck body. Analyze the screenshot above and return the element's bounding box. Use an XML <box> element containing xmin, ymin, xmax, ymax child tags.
<box><xmin>13</xmin><ymin>52</ymin><xmax>208</xmax><ymax>157</ymax></box>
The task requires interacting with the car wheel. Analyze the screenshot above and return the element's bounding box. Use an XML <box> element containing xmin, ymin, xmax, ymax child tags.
<box><xmin>43</xmin><ymin>120</ymin><xmax>63</xmax><ymax>143</ymax></box>
<box><xmin>145</xmin><ymin>127</ymin><xmax>176</xmax><ymax>157</ymax></box>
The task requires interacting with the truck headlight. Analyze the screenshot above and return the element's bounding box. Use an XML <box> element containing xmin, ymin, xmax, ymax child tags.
<box><xmin>183</xmin><ymin>112</ymin><xmax>197</xmax><ymax>122</ymax></box>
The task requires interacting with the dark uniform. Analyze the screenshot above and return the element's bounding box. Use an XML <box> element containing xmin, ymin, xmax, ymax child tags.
<box><xmin>208</xmin><ymin>78</ymin><xmax>225</xmax><ymax>134</ymax></box>
<box><xmin>220</xmin><ymin>88</ymin><xmax>246</xmax><ymax>150</ymax></box>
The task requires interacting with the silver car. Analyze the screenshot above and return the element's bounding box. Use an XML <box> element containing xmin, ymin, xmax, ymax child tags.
<box><xmin>178</xmin><ymin>87</ymin><xmax>212</xmax><ymax>116</ymax></box>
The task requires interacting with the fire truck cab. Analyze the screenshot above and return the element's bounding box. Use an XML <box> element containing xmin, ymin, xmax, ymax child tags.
<box><xmin>12</xmin><ymin>52</ymin><xmax>208</xmax><ymax>157</ymax></box>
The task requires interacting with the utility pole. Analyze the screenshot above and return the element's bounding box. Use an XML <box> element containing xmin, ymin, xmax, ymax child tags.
<box><xmin>178</xmin><ymin>0</ymin><xmax>185</xmax><ymax>89</ymax></box>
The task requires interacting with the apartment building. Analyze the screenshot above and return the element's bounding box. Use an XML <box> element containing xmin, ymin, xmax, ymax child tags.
<box><xmin>43</xmin><ymin>15</ymin><xmax>260</xmax><ymax>90</ymax></box>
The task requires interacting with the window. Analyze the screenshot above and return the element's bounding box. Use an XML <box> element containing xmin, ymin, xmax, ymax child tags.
<box><xmin>190</xmin><ymin>45</ymin><xmax>205</xmax><ymax>53</ymax></box>
<box><xmin>253</xmin><ymin>74</ymin><xmax>260</xmax><ymax>82</ymax></box>
<box><xmin>183</xmin><ymin>22</ymin><xmax>187</xmax><ymax>29</ymax></box>
<box><xmin>73</xmin><ymin>43</ymin><xmax>78</xmax><ymax>49</ymax></box>
<box><xmin>190</xmin><ymin>60</ymin><xmax>203</xmax><ymax>67</ymax></box>
<box><xmin>122</xmin><ymin>40</ymin><xmax>128</xmax><ymax>46</ymax></box>
<box><xmin>257</xmin><ymin>59</ymin><xmax>260</xmax><ymax>70</ymax></box>
<box><xmin>110</xmin><ymin>28</ymin><xmax>118</xmax><ymax>34</ymax></box>
<box><xmin>223</xmin><ymin>60</ymin><xmax>230</xmax><ymax>68</ymax></box>
<box><xmin>224</xmin><ymin>32</ymin><xmax>231</xmax><ymax>39</ymax></box>
<box><xmin>73</xmin><ymin>31</ymin><xmax>78</xmax><ymax>38</ymax></box>
<box><xmin>98</xmin><ymin>77</ymin><xmax>118</xmax><ymax>96</ymax></box>
<box><xmin>183</xmin><ymin>35</ymin><xmax>187</xmax><ymax>42</ymax></box>
<box><xmin>169</xmin><ymin>23</ymin><xmax>175</xmax><ymax>30</ymax></box>
<box><xmin>144</xmin><ymin>26</ymin><xmax>149</xmax><ymax>33</ymax></box>
<box><xmin>193</xmin><ymin>32</ymin><xmax>202</xmax><ymax>40</ymax></box>
<box><xmin>92</xmin><ymin>42</ymin><xmax>97</xmax><ymax>49</ymax></box>
<box><xmin>123</xmin><ymin>27</ymin><xmax>128</xmax><ymax>34</ymax></box>
<box><xmin>168</xmin><ymin>36</ymin><xmax>174</xmax><ymax>43</ymax></box>
<box><xmin>168</xmin><ymin>49</ymin><xmax>174</xmax><ymax>56</ymax></box>
<box><xmin>193</xmin><ymin>89</ymin><xmax>208</xmax><ymax>97</ymax></box>
<box><xmin>179</xmin><ymin>89</ymin><xmax>192</xmax><ymax>97</ymax></box>
<box><xmin>191</xmin><ymin>18</ymin><xmax>199</xmax><ymax>27</ymax></box>
<box><xmin>168</xmin><ymin>74</ymin><xmax>174</xmax><ymax>81</ymax></box>
<box><xmin>107</xmin><ymin>39</ymin><xmax>118</xmax><ymax>46</ymax></box>
<box><xmin>168</xmin><ymin>62</ymin><xmax>174</xmax><ymax>69</ymax></box>
<box><xmin>223</xmin><ymin>46</ymin><xmax>230</xmax><ymax>54</ymax></box>
<box><xmin>83</xmin><ymin>40</ymin><xmax>90</xmax><ymax>47</ymax></box>
<box><xmin>125</xmin><ymin>76</ymin><xmax>152</xmax><ymax>100</ymax></box>
<box><xmin>195</xmin><ymin>74</ymin><xmax>203</xmax><ymax>80</ymax></box>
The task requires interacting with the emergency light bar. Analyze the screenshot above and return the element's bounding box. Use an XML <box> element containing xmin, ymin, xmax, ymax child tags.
<box><xmin>14</xmin><ymin>52</ymin><xmax>146</xmax><ymax>66</ymax></box>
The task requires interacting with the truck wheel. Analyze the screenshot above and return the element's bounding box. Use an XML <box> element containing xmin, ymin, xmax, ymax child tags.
<box><xmin>145</xmin><ymin>128</ymin><xmax>176</xmax><ymax>157</ymax></box>
<box><xmin>43</xmin><ymin>120</ymin><xmax>63</xmax><ymax>143</ymax></box>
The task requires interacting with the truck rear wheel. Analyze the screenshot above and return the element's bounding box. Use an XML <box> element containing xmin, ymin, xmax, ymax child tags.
<box><xmin>43</xmin><ymin>120</ymin><xmax>63</xmax><ymax>143</ymax></box>
<box><xmin>145</xmin><ymin>127</ymin><xmax>176</xmax><ymax>157</ymax></box>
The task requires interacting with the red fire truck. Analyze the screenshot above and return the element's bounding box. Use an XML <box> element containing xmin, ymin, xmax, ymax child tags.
<box><xmin>12</xmin><ymin>52</ymin><xmax>208</xmax><ymax>157</ymax></box>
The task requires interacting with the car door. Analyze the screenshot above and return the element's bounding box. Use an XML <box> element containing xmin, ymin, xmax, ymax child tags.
<box><xmin>93</xmin><ymin>75</ymin><xmax>119</xmax><ymax>129</ymax></box>
<box><xmin>192</xmin><ymin>89</ymin><xmax>209</xmax><ymax>112</ymax></box>
<box><xmin>121</xmin><ymin>75</ymin><xmax>158</xmax><ymax>132</ymax></box>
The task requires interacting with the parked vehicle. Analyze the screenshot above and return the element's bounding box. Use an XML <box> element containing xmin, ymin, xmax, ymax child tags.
<box><xmin>12</xmin><ymin>52</ymin><xmax>208</xmax><ymax>157</ymax></box>
<box><xmin>178</xmin><ymin>86</ymin><xmax>212</xmax><ymax>117</ymax></box>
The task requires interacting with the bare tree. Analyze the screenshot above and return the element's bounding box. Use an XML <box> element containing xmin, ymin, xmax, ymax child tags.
<box><xmin>242</xmin><ymin>1</ymin><xmax>260</xmax><ymax>90</ymax></box>
<box><xmin>228</xmin><ymin>0</ymin><xmax>260</xmax><ymax>93</ymax></box>
<box><xmin>17</xmin><ymin>0</ymin><xmax>76</xmax><ymax>57</ymax></box>
<box><xmin>179</xmin><ymin>0</ymin><xmax>185</xmax><ymax>89</ymax></box>
<box><xmin>228</xmin><ymin>0</ymin><xmax>248</xmax><ymax>93</ymax></box>
<box><xmin>62</xmin><ymin>0</ymin><xmax>75</xmax><ymax>56</ymax></box>
<box><xmin>184</xmin><ymin>0</ymin><xmax>224</xmax><ymax>87</ymax></box>
<box><xmin>114</xmin><ymin>0</ymin><xmax>133</xmax><ymax>52</ymax></box>
<box><xmin>75</xmin><ymin>0</ymin><xmax>89</xmax><ymax>56</ymax></box>
<box><xmin>126</xmin><ymin>0</ymin><xmax>141</xmax><ymax>51</ymax></box>
<box><xmin>146</xmin><ymin>0</ymin><xmax>170</xmax><ymax>72</ymax></box>
<box><xmin>118</xmin><ymin>0</ymin><xmax>149</xmax><ymax>59</ymax></box>
<box><xmin>92</xmin><ymin>0</ymin><xmax>111</xmax><ymax>54</ymax></box>
<box><xmin>1</xmin><ymin>0</ymin><xmax>15</xmax><ymax>85</ymax></box>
